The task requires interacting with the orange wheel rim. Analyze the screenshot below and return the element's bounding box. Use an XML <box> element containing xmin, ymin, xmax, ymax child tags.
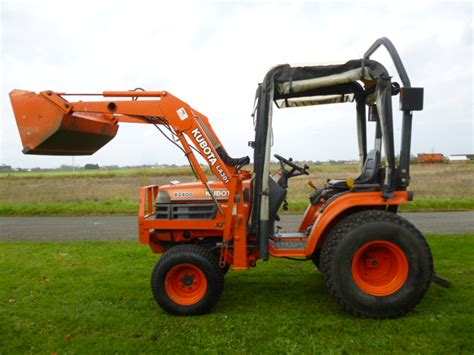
<box><xmin>165</xmin><ymin>264</ymin><xmax>208</xmax><ymax>306</ymax></box>
<box><xmin>352</xmin><ymin>240</ymin><xmax>409</xmax><ymax>296</ymax></box>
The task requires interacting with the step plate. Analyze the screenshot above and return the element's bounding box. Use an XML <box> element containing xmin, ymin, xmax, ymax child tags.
<box><xmin>270</xmin><ymin>239</ymin><xmax>307</xmax><ymax>250</ymax></box>
<box><xmin>273</xmin><ymin>232</ymin><xmax>306</xmax><ymax>239</ymax></box>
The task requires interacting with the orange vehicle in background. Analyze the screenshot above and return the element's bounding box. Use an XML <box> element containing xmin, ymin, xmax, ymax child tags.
<box><xmin>417</xmin><ymin>153</ymin><xmax>445</xmax><ymax>164</ymax></box>
<box><xmin>9</xmin><ymin>38</ymin><xmax>448</xmax><ymax>318</ymax></box>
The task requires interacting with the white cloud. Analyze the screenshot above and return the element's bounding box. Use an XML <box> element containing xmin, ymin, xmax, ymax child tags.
<box><xmin>1</xmin><ymin>0</ymin><xmax>472</xmax><ymax>168</ymax></box>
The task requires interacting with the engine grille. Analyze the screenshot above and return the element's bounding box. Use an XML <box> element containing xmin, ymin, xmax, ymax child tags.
<box><xmin>155</xmin><ymin>203</ymin><xmax>217</xmax><ymax>220</ymax></box>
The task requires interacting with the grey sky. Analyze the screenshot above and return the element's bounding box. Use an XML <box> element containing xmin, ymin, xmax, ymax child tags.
<box><xmin>1</xmin><ymin>0</ymin><xmax>472</xmax><ymax>169</ymax></box>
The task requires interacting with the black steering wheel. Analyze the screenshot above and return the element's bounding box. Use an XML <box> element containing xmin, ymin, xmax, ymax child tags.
<box><xmin>274</xmin><ymin>154</ymin><xmax>309</xmax><ymax>175</ymax></box>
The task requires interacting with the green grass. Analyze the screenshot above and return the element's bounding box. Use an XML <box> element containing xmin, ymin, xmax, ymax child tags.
<box><xmin>1</xmin><ymin>235</ymin><xmax>473</xmax><ymax>353</ymax></box>
<box><xmin>1</xmin><ymin>198</ymin><xmax>472</xmax><ymax>216</ymax></box>
<box><xmin>0</xmin><ymin>199</ymin><xmax>474</xmax><ymax>216</ymax></box>
<box><xmin>0</xmin><ymin>199</ymin><xmax>138</xmax><ymax>216</ymax></box>
<box><xmin>285</xmin><ymin>198</ymin><xmax>474</xmax><ymax>213</ymax></box>
<box><xmin>400</xmin><ymin>198</ymin><xmax>474</xmax><ymax>212</ymax></box>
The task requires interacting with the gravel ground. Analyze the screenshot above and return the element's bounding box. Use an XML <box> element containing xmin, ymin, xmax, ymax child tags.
<box><xmin>0</xmin><ymin>212</ymin><xmax>473</xmax><ymax>242</ymax></box>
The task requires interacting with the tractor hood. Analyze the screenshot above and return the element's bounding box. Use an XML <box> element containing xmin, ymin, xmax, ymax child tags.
<box><xmin>156</xmin><ymin>181</ymin><xmax>230</xmax><ymax>203</ymax></box>
<box><xmin>156</xmin><ymin>180</ymin><xmax>251</xmax><ymax>203</ymax></box>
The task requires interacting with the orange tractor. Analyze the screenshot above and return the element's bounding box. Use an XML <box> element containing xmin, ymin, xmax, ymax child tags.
<box><xmin>9</xmin><ymin>38</ymin><xmax>446</xmax><ymax>318</ymax></box>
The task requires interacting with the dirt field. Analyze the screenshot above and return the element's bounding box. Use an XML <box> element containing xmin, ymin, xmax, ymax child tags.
<box><xmin>290</xmin><ymin>163</ymin><xmax>474</xmax><ymax>200</ymax></box>
<box><xmin>0</xmin><ymin>164</ymin><xmax>473</xmax><ymax>205</ymax></box>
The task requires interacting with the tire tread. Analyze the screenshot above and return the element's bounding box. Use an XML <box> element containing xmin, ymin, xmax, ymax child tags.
<box><xmin>320</xmin><ymin>210</ymin><xmax>433</xmax><ymax>319</ymax></box>
<box><xmin>151</xmin><ymin>244</ymin><xmax>224</xmax><ymax>316</ymax></box>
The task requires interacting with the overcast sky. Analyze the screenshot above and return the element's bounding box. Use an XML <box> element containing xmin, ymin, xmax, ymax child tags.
<box><xmin>1</xmin><ymin>0</ymin><xmax>472</xmax><ymax>169</ymax></box>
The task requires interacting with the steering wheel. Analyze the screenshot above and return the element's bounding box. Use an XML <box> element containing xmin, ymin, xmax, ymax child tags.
<box><xmin>274</xmin><ymin>154</ymin><xmax>309</xmax><ymax>175</ymax></box>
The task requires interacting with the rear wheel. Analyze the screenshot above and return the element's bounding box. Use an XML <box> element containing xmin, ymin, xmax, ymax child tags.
<box><xmin>320</xmin><ymin>210</ymin><xmax>433</xmax><ymax>319</ymax></box>
<box><xmin>151</xmin><ymin>245</ymin><xmax>224</xmax><ymax>315</ymax></box>
<box><xmin>310</xmin><ymin>250</ymin><xmax>321</xmax><ymax>271</ymax></box>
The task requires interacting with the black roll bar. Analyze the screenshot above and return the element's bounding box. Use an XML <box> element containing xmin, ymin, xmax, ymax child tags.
<box><xmin>364</xmin><ymin>37</ymin><xmax>411</xmax><ymax>88</ymax></box>
<box><xmin>365</xmin><ymin>37</ymin><xmax>417</xmax><ymax>190</ymax></box>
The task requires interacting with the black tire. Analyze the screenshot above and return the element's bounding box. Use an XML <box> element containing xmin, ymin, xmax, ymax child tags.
<box><xmin>311</xmin><ymin>249</ymin><xmax>321</xmax><ymax>271</ymax></box>
<box><xmin>209</xmin><ymin>248</ymin><xmax>231</xmax><ymax>275</ymax></box>
<box><xmin>151</xmin><ymin>244</ymin><xmax>224</xmax><ymax>316</ymax></box>
<box><xmin>320</xmin><ymin>210</ymin><xmax>433</xmax><ymax>319</ymax></box>
<box><xmin>200</xmin><ymin>242</ymin><xmax>231</xmax><ymax>275</ymax></box>
<box><xmin>222</xmin><ymin>263</ymin><xmax>231</xmax><ymax>275</ymax></box>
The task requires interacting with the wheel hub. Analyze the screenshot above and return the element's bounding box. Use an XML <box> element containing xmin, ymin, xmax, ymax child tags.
<box><xmin>366</xmin><ymin>258</ymin><xmax>379</xmax><ymax>268</ymax></box>
<box><xmin>352</xmin><ymin>240</ymin><xmax>409</xmax><ymax>296</ymax></box>
<box><xmin>165</xmin><ymin>264</ymin><xmax>208</xmax><ymax>305</ymax></box>
<box><xmin>180</xmin><ymin>274</ymin><xmax>195</xmax><ymax>287</ymax></box>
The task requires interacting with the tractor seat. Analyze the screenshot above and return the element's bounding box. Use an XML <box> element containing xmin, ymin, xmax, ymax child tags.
<box><xmin>326</xmin><ymin>179</ymin><xmax>349</xmax><ymax>189</ymax></box>
<box><xmin>355</xmin><ymin>149</ymin><xmax>379</xmax><ymax>184</ymax></box>
<box><xmin>327</xmin><ymin>149</ymin><xmax>380</xmax><ymax>189</ymax></box>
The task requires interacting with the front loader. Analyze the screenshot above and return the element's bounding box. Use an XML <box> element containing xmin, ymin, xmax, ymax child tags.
<box><xmin>9</xmin><ymin>38</ymin><xmax>444</xmax><ymax>318</ymax></box>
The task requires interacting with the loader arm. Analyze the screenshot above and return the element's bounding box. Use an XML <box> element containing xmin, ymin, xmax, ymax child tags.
<box><xmin>10</xmin><ymin>89</ymin><xmax>250</xmax><ymax>188</ymax></box>
<box><xmin>68</xmin><ymin>90</ymin><xmax>236</xmax><ymax>186</ymax></box>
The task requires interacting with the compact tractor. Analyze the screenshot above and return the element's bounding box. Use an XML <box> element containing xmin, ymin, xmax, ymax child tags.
<box><xmin>10</xmin><ymin>38</ymin><xmax>445</xmax><ymax>318</ymax></box>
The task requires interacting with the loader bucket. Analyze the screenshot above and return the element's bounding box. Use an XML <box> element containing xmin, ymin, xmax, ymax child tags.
<box><xmin>9</xmin><ymin>90</ymin><xmax>118</xmax><ymax>155</ymax></box>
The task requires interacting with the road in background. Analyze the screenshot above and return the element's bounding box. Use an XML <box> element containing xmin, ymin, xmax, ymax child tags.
<box><xmin>0</xmin><ymin>212</ymin><xmax>473</xmax><ymax>242</ymax></box>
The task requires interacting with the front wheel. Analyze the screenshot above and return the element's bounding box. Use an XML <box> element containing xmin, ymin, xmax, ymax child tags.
<box><xmin>320</xmin><ymin>210</ymin><xmax>433</xmax><ymax>319</ymax></box>
<box><xmin>151</xmin><ymin>245</ymin><xmax>224</xmax><ymax>316</ymax></box>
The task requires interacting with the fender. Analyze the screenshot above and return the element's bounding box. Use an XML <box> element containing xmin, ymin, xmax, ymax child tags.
<box><xmin>304</xmin><ymin>191</ymin><xmax>409</xmax><ymax>256</ymax></box>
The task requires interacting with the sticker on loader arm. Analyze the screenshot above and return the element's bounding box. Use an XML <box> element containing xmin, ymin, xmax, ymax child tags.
<box><xmin>177</xmin><ymin>107</ymin><xmax>188</xmax><ymax>120</ymax></box>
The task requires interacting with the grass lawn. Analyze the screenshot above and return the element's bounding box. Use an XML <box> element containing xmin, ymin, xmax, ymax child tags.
<box><xmin>1</xmin><ymin>235</ymin><xmax>473</xmax><ymax>353</ymax></box>
<box><xmin>1</xmin><ymin>198</ymin><xmax>473</xmax><ymax>216</ymax></box>
<box><xmin>287</xmin><ymin>198</ymin><xmax>474</xmax><ymax>214</ymax></box>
